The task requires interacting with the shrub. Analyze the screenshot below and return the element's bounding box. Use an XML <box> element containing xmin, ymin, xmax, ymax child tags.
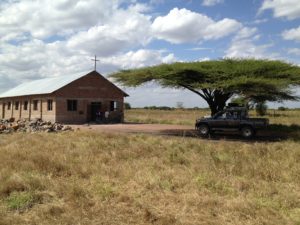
<box><xmin>278</xmin><ymin>106</ymin><xmax>287</xmax><ymax>111</ymax></box>
<box><xmin>124</xmin><ymin>102</ymin><xmax>131</xmax><ymax>109</ymax></box>
<box><xmin>143</xmin><ymin>106</ymin><xmax>174</xmax><ymax>110</ymax></box>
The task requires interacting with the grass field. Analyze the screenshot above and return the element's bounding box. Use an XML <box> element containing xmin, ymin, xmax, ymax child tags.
<box><xmin>0</xmin><ymin>109</ymin><xmax>300</xmax><ymax>225</ymax></box>
<box><xmin>125</xmin><ymin>108</ymin><xmax>300</xmax><ymax>126</ymax></box>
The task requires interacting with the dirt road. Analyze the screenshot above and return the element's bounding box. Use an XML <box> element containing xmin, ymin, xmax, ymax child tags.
<box><xmin>71</xmin><ymin>123</ymin><xmax>195</xmax><ymax>136</ymax></box>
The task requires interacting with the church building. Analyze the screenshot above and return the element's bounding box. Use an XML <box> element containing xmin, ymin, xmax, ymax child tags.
<box><xmin>0</xmin><ymin>71</ymin><xmax>128</xmax><ymax>124</ymax></box>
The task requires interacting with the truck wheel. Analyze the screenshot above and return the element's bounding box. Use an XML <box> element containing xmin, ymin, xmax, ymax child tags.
<box><xmin>197</xmin><ymin>124</ymin><xmax>210</xmax><ymax>136</ymax></box>
<box><xmin>241</xmin><ymin>126</ymin><xmax>254</xmax><ymax>138</ymax></box>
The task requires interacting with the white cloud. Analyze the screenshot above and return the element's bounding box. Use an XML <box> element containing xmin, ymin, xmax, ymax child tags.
<box><xmin>66</xmin><ymin>6</ymin><xmax>152</xmax><ymax>56</ymax></box>
<box><xmin>102</xmin><ymin>49</ymin><xmax>176</xmax><ymax>71</ymax></box>
<box><xmin>151</xmin><ymin>8</ymin><xmax>241</xmax><ymax>44</ymax></box>
<box><xmin>101</xmin><ymin>49</ymin><xmax>178</xmax><ymax>106</ymax></box>
<box><xmin>225</xmin><ymin>40</ymin><xmax>273</xmax><ymax>58</ymax></box>
<box><xmin>0</xmin><ymin>0</ymin><xmax>153</xmax><ymax>57</ymax></box>
<box><xmin>233</xmin><ymin>27</ymin><xmax>258</xmax><ymax>40</ymax></box>
<box><xmin>0</xmin><ymin>39</ymin><xmax>91</xmax><ymax>83</ymax></box>
<box><xmin>225</xmin><ymin>27</ymin><xmax>276</xmax><ymax>59</ymax></box>
<box><xmin>259</xmin><ymin>0</ymin><xmax>300</xmax><ymax>20</ymax></box>
<box><xmin>202</xmin><ymin>0</ymin><xmax>224</xmax><ymax>6</ymax></box>
<box><xmin>252</xmin><ymin>18</ymin><xmax>268</xmax><ymax>24</ymax></box>
<box><xmin>282</xmin><ymin>26</ymin><xmax>300</xmax><ymax>42</ymax></box>
<box><xmin>187</xmin><ymin>47</ymin><xmax>213</xmax><ymax>51</ymax></box>
<box><xmin>287</xmin><ymin>48</ymin><xmax>300</xmax><ymax>56</ymax></box>
<box><xmin>0</xmin><ymin>0</ymin><xmax>122</xmax><ymax>40</ymax></box>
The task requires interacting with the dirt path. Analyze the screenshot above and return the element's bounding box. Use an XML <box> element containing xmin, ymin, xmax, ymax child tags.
<box><xmin>71</xmin><ymin>123</ymin><xmax>195</xmax><ymax>136</ymax></box>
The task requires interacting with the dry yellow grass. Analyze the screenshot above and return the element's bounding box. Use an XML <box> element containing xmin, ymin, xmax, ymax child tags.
<box><xmin>125</xmin><ymin>109</ymin><xmax>208</xmax><ymax>125</ymax></box>
<box><xmin>125</xmin><ymin>109</ymin><xmax>300</xmax><ymax>126</ymax></box>
<box><xmin>0</xmin><ymin>130</ymin><xmax>300</xmax><ymax>225</ymax></box>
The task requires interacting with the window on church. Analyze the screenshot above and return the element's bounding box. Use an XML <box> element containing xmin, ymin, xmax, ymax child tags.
<box><xmin>15</xmin><ymin>101</ymin><xmax>19</xmax><ymax>110</ymax></box>
<box><xmin>67</xmin><ymin>100</ymin><xmax>77</xmax><ymax>111</ymax></box>
<box><xmin>48</xmin><ymin>100</ymin><xmax>53</xmax><ymax>111</ymax></box>
<box><xmin>24</xmin><ymin>101</ymin><xmax>28</xmax><ymax>111</ymax></box>
<box><xmin>33</xmin><ymin>100</ymin><xmax>38</xmax><ymax>111</ymax></box>
<box><xmin>110</xmin><ymin>101</ymin><xmax>117</xmax><ymax>111</ymax></box>
<box><xmin>7</xmin><ymin>102</ymin><xmax>11</xmax><ymax>110</ymax></box>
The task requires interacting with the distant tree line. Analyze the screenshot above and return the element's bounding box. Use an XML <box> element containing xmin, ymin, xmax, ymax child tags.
<box><xmin>125</xmin><ymin>101</ymin><xmax>299</xmax><ymax>113</ymax></box>
<box><xmin>124</xmin><ymin>104</ymin><xmax>210</xmax><ymax>110</ymax></box>
<box><xmin>144</xmin><ymin>106</ymin><xmax>174</xmax><ymax>110</ymax></box>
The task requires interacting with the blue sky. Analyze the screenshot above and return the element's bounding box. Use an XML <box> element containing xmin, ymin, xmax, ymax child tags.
<box><xmin>0</xmin><ymin>0</ymin><xmax>300</xmax><ymax>108</ymax></box>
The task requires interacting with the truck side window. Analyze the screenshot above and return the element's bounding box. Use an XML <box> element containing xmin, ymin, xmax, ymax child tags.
<box><xmin>233</xmin><ymin>112</ymin><xmax>238</xmax><ymax>119</ymax></box>
<box><xmin>216</xmin><ymin>112</ymin><xmax>227</xmax><ymax>119</ymax></box>
<box><xmin>226</xmin><ymin>112</ymin><xmax>234</xmax><ymax>118</ymax></box>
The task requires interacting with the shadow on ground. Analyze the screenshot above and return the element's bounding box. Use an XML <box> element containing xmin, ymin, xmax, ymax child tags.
<box><xmin>159</xmin><ymin>124</ymin><xmax>300</xmax><ymax>142</ymax></box>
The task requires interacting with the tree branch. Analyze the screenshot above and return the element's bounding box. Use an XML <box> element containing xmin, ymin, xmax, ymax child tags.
<box><xmin>178</xmin><ymin>84</ymin><xmax>208</xmax><ymax>100</ymax></box>
<box><xmin>202</xmin><ymin>88</ymin><xmax>213</xmax><ymax>100</ymax></box>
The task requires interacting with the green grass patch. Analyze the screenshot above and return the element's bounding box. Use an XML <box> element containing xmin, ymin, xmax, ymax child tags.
<box><xmin>6</xmin><ymin>191</ymin><xmax>37</xmax><ymax>211</ymax></box>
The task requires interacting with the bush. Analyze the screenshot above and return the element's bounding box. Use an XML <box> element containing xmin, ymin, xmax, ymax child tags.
<box><xmin>278</xmin><ymin>106</ymin><xmax>287</xmax><ymax>111</ymax></box>
<box><xmin>143</xmin><ymin>106</ymin><xmax>174</xmax><ymax>110</ymax></box>
<box><xmin>124</xmin><ymin>102</ymin><xmax>131</xmax><ymax>109</ymax></box>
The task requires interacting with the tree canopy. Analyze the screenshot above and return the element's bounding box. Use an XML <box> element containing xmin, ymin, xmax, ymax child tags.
<box><xmin>110</xmin><ymin>59</ymin><xmax>300</xmax><ymax>115</ymax></box>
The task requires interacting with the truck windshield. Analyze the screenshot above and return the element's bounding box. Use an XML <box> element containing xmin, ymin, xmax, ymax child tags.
<box><xmin>214</xmin><ymin>110</ymin><xmax>248</xmax><ymax>119</ymax></box>
<box><xmin>214</xmin><ymin>111</ymin><xmax>234</xmax><ymax>119</ymax></box>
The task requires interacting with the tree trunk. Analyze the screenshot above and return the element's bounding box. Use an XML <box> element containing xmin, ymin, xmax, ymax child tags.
<box><xmin>177</xmin><ymin>85</ymin><xmax>232</xmax><ymax>116</ymax></box>
<box><xmin>208</xmin><ymin>101</ymin><xmax>226</xmax><ymax>116</ymax></box>
<box><xmin>205</xmin><ymin>90</ymin><xmax>231</xmax><ymax>116</ymax></box>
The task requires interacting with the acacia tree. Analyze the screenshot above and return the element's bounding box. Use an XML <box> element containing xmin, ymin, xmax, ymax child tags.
<box><xmin>110</xmin><ymin>59</ymin><xmax>300</xmax><ymax>115</ymax></box>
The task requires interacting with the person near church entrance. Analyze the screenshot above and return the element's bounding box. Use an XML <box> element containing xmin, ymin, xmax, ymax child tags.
<box><xmin>96</xmin><ymin>110</ymin><xmax>102</xmax><ymax>123</ymax></box>
<box><xmin>105</xmin><ymin>111</ymin><xmax>109</xmax><ymax>123</ymax></box>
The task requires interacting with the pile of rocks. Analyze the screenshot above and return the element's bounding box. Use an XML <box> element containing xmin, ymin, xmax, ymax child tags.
<box><xmin>0</xmin><ymin>118</ymin><xmax>73</xmax><ymax>134</ymax></box>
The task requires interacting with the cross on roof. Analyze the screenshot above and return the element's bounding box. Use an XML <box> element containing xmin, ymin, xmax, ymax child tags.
<box><xmin>91</xmin><ymin>55</ymin><xmax>99</xmax><ymax>71</ymax></box>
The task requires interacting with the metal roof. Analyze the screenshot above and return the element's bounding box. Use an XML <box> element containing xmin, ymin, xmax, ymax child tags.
<box><xmin>0</xmin><ymin>72</ymin><xmax>85</xmax><ymax>98</ymax></box>
<box><xmin>0</xmin><ymin>71</ymin><xmax>129</xmax><ymax>98</ymax></box>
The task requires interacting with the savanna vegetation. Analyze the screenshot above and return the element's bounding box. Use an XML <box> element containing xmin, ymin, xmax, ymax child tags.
<box><xmin>0</xmin><ymin>109</ymin><xmax>300</xmax><ymax>225</ymax></box>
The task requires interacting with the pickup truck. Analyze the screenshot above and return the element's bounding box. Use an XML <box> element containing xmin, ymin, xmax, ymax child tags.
<box><xmin>195</xmin><ymin>106</ymin><xmax>269</xmax><ymax>138</ymax></box>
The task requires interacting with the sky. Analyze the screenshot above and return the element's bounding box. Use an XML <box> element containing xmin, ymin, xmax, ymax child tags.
<box><xmin>0</xmin><ymin>0</ymin><xmax>300</xmax><ymax>108</ymax></box>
